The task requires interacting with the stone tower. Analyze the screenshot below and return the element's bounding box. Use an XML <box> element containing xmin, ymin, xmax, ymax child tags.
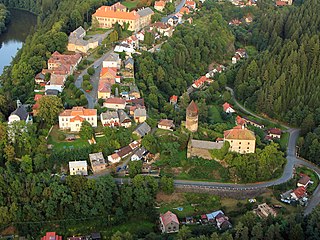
<box><xmin>186</xmin><ymin>100</ymin><xmax>198</xmax><ymax>132</ymax></box>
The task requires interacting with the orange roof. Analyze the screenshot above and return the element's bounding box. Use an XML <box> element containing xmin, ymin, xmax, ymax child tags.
<box><xmin>292</xmin><ymin>186</ymin><xmax>306</xmax><ymax>198</ymax></box>
<box><xmin>105</xmin><ymin>97</ymin><xmax>126</xmax><ymax>105</ymax></box>
<box><xmin>224</xmin><ymin>127</ymin><xmax>255</xmax><ymax>140</ymax></box>
<box><xmin>70</xmin><ymin>115</ymin><xmax>85</xmax><ymax>122</ymax></box>
<box><xmin>170</xmin><ymin>95</ymin><xmax>178</xmax><ymax>102</ymax></box>
<box><xmin>98</xmin><ymin>82</ymin><xmax>111</xmax><ymax>92</ymax></box>
<box><xmin>236</xmin><ymin>115</ymin><xmax>246</xmax><ymax>126</ymax></box>
<box><xmin>100</xmin><ymin>67</ymin><xmax>117</xmax><ymax>78</ymax></box>
<box><xmin>180</xmin><ymin>7</ymin><xmax>190</xmax><ymax>14</ymax></box>
<box><xmin>223</xmin><ymin>102</ymin><xmax>233</xmax><ymax>112</ymax></box>
<box><xmin>155</xmin><ymin>1</ymin><xmax>166</xmax><ymax>7</ymax></box>
<box><xmin>41</xmin><ymin>232</ymin><xmax>62</xmax><ymax>240</ymax></box>
<box><xmin>160</xmin><ymin>211</ymin><xmax>179</xmax><ymax>226</ymax></box>
<box><xmin>60</xmin><ymin>107</ymin><xmax>97</xmax><ymax>117</ymax></box>
<box><xmin>193</xmin><ymin>76</ymin><xmax>211</xmax><ymax>88</ymax></box>
<box><xmin>93</xmin><ymin>6</ymin><xmax>140</xmax><ymax>20</ymax></box>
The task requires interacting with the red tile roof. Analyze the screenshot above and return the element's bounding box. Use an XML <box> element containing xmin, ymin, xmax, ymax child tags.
<box><xmin>180</xmin><ymin>7</ymin><xmax>190</xmax><ymax>14</ymax></box>
<box><xmin>70</xmin><ymin>115</ymin><xmax>85</xmax><ymax>122</ymax></box>
<box><xmin>223</xmin><ymin>102</ymin><xmax>233</xmax><ymax>112</ymax></box>
<box><xmin>170</xmin><ymin>95</ymin><xmax>178</xmax><ymax>103</ymax></box>
<box><xmin>105</xmin><ymin>97</ymin><xmax>126</xmax><ymax>105</ymax></box>
<box><xmin>187</xmin><ymin>100</ymin><xmax>198</xmax><ymax>114</ymax></box>
<box><xmin>224</xmin><ymin>127</ymin><xmax>256</xmax><ymax>140</ymax></box>
<box><xmin>268</xmin><ymin>128</ymin><xmax>282</xmax><ymax>135</ymax></box>
<box><xmin>155</xmin><ymin>0</ymin><xmax>166</xmax><ymax>7</ymax></box>
<box><xmin>34</xmin><ymin>94</ymin><xmax>43</xmax><ymax>101</ymax></box>
<box><xmin>93</xmin><ymin>6</ymin><xmax>140</xmax><ymax>20</ymax></box>
<box><xmin>292</xmin><ymin>186</ymin><xmax>306</xmax><ymax>199</ymax></box>
<box><xmin>60</xmin><ymin>107</ymin><xmax>97</xmax><ymax>117</ymax></box>
<box><xmin>160</xmin><ymin>211</ymin><xmax>179</xmax><ymax>226</ymax></box>
<box><xmin>276</xmin><ymin>1</ymin><xmax>288</xmax><ymax>6</ymax></box>
<box><xmin>236</xmin><ymin>115</ymin><xmax>246</xmax><ymax>126</ymax></box>
<box><xmin>41</xmin><ymin>232</ymin><xmax>62</xmax><ymax>240</ymax></box>
<box><xmin>298</xmin><ymin>174</ymin><xmax>311</xmax><ymax>185</ymax></box>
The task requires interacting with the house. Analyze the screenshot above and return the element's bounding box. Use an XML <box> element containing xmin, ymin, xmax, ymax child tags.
<box><xmin>187</xmin><ymin>139</ymin><xmax>224</xmax><ymax>159</ymax></box>
<box><xmin>108</xmin><ymin>141</ymin><xmax>140</xmax><ymax>163</ymax></box>
<box><xmin>291</xmin><ymin>186</ymin><xmax>307</xmax><ymax>200</ymax></box>
<box><xmin>150</xmin><ymin>22</ymin><xmax>174</xmax><ymax>37</ymax></box>
<box><xmin>131</xmin><ymin>147</ymin><xmax>147</xmax><ymax>161</ymax></box>
<box><xmin>186</xmin><ymin>100</ymin><xmax>198</xmax><ymax>132</ymax></box>
<box><xmin>232</xmin><ymin>48</ymin><xmax>248</xmax><ymax>64</ymax></box>
<box><xmin>236</xmin><ymin>115</ymin><xmax>246</xmax><ymax>127</ymax></box>
<box><xmin>45</xmin><ymin>89</ymin><xmax>59</xmax><ymax>96</ymax></box>
<box><xmin>89</xmin><ymin>152</ymin><xmax>107</xmax><ymax>173</ymax></box>
<box><xmin>133</xmin><ymin>122</ymin><xmax>151</xmax><ymax>138</ymax></box>
<box><xmin>206</xmin><ymin>210</ymin><xmax>224</xmax><ymax>221</ymax></box>
<box><xmin>136</xmin><ymin>31</ymin><xmax>145</xmax><ymax>41</ymax></box>
<box><xmin>179</xmin><ymin>7</ymin><xmax>190</xmax><ymax>15</ymax></box>
<box><xmin>108</xmin><ymin>152</ymin><xmax>121</xmax><ymax>164</ymax></box>
<box><xmin>103</xmin><ymin>52</ymin><xmax>121</xmax><ymax>69</ymax></box>
<box><xmin>114</xmin><ymin>42</ymin><xmax>135</xmax><ymax>53</ymax></box>
<box><xmin>35</xmin><ymin>72</ymin><xmax>46</xmax><ymax>84</ymax></box>
<box><xmin>69</xmin><ymin>161</ymin><xmax>88</xmax><ymax>176</ymax></box>
<box><xmin>192</xmin><ymin>76</ymin><xmax>212</xmax><ymax>88</ymax></box>
<box><xmin>127</xmin><ymin>98</ymin><xmax>145</xmax><ymax>107</ymax></box>
<box><xmin>118</xmin><ymin>109</ymin><xmax>132</xmax><ymax>128</ymax></box>
<box><xmin>103</xmin><ymin>97</ymin><xmax>126</xmax><ymax>110</ymax></box>
<box><xmin>170</xmin><ymin>95</ymin><xmax>178</xmax><ymax>105</ymax></box>
<box><xmin>98</xmin><ymin>81</ymin><xmax>111</xmax><ymax>99</ymax></box>
<box><xmin>137</xmin><ymin>7</ymin><xmax>154</xmax><ymax>29</ymax></box>
<box><xmin>223</xmin><ymin>102</ymin><xmax>235</xmax><ymax>113</ymax></box>
<box><xmin>129</xmin><ymin>85</ymin><xmax>140</xmax><ymax>99</ymax></box>
<box><xmin>100</xmin><ymin>67</ymin><xmax>119</xmax><ymax>84</ymax></box>
<box><xmin>134</xmin><ymin>107</ymin><xmax>147</xmax><ymax>123</ymax></box>
<box><xmin>243</xmin><ymin>117</ymin><xmax>265</xmax><ymax>129</ymax></box>
<box><xmin>159</xmin><ymin>211</ymin><xmax>179</xmax><ymax>234</ymax></box>
<box><xmin>67</xmin><ymin>26</ymin><xmax>100</xmax><ymax>53</ymax></box>
<box><xmin>41</xmin><ymin>232</ymin><xmax>62</xmax><ymax>240</ymax></box>
<box><xmin>154</xmin><ymin>0</ymin><xmax>166</xmax><ymax>12</ymax></box>
<box><xmin>253</xmin><ymin>203</ymin><xmax>277</xmax><ymax>218</ymax></box>
<box><xmin>124</xmin><ymin>57</ymin><xmax>134</xmax><ymax>71</ymax></box>
<box><xmin>59</xmin><ymin>107</ymin><xmax>97</xmax><ymax>132</ymax></box>
<box><xmin>101</xmin><ymin>111</ymin><xmax>120</xmax><ymax>127</ymax></box>
<box><xmin>158</xmin><ymin>119</ymin><xmax>175</xmax><ymax>131</ymax></box>
<box><xmin>215</xmin><ymin>213</ymin><xmax>232</xmax><ymax>230</ymax></box>
<box><xmin>297</xmin><ymin>174</ymin><xmax>311</xmax><ymax>188</ymax></box>
<box><xmin>224</xmin><ymin>126</ymin><xmax>256</xmax><ymax>154</ymax></box>
<box><xmin>267</xmin><ymin>128</ymin><xmax>282</xmax><ymax>139</ymax></box>
<box><xmin>8</xmin><ymin>105</ymin><xmax>31</xmax><ymax>124</ymax></box>
<box><xmin>185</xmin><ymin>0</ymin><xmax>196</xmax><ymax>9</ymax></box>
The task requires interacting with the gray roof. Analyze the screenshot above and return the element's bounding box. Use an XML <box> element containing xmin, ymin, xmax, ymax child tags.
<box><xmin>70</xmin><ymin>26</ymin><xmax>86</xmax><ymax>39</ymax></box>
<box><xmin>125</xmin><ymin>57</ymin><xmax>134</xmax><ymax>66</ymax></box>
<box><xmin>89</xmin><ymin>152</ymin><xmax>106</xmax><ymax>166</ymax></box>
<box><xmin>45</xmin><ymin>89</ymin><xmax>59</xmax><ymax>96</ymax></box>
<box><xmin>133</xmin><ymin>147</ymin><xmax>147</xmax><ymax>158</ymax></box>
<box><xmin>101</xmin><ymin>111</ymin><xmax>119</xmax><ymax>120</ymax></box>
<box><xmin>104</xmin><ymin>52</ymin><xmax>119</xmax><ymax>62</ymax></box>
<box><xmin>118</xmin><ymin>109</ymin><xmax>131</xmax><ymax>123</ymax></box>
<box><xmin>190</xmin><ymin>139</ymin><xmax>223</xmax><ymax>150</ymax></box>
<box><xmin>134</xmin><ymin>122</ymin><xmax>151</xmax><ymax>137</ymax></box>
<box><xmin>137</xmin><ymin>7</ymin><xmax>154</xmax><ymax>17</ymax></box>
<box><xmin>10</xmin><ymin>105</ymin><xmax>28</xmax><ymax>121</ymax></box>
<box><xmin>134</xmin><ymin>108</ymin><xmax>147</xmax><ymax>117</ymax></box>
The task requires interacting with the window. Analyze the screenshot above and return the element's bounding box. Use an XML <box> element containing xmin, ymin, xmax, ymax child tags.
<box><xmin>248</xmin><ymin>142</ymin><xmax>250</xmax><ymax>145</ymax></box>
<box><xmin>239</xmin><ymin>142</ymin><xmax>241</xmax><ymax>144</ymax></box>
<box><xmin>239</xmin><ymin>146</ymin><xmax>241</xmax><ymax>149</ymax></box>
<box><xmin>247</xmin><ymin>147</ymin><xmax>249</xmax><ymax>149</ymax></box>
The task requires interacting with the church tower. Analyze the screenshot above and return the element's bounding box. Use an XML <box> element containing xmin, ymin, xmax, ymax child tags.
<box><xmin>186</xmin><ymin>100</ymin><xmax>198</xmax><ymax>132</ymax></box>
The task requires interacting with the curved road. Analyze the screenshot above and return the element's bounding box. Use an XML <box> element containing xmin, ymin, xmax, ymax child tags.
<box><xmin>171</xmin><ymin>87</ymin><xmax>320</xmax><ymax>215</ymax></box>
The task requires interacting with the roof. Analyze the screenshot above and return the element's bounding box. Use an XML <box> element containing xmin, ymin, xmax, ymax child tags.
<box><xmin>100</xmin><ymin>67</ymin><xmax>117</xmax><ymax>78</ymax></box>
<box><xmin>155</xmin><ymin>0</ymin><xmax>166</xmax><ymax>7</ymax></box>
<box><xmin>134</xmin><ymin>122</ymin><xmax>151</xmax><ymax>137</ymax></box>
<box><xmin>105</xmin><ymin>97</ymin><xmax>126</xmax><ymax>105</ymax></box>
<box><xmin>137</xmin><ymin>7</ymin><xmax>154</xmax><ymax>17</ymax></box>
<box><xmin>89</xmin><ymin>152</ymin><xmax>106</xmax><ymax>166</ymax></box>
<box><xmin>117</xmin><ymin>145</ymin><xmax>133</xmax><ymax>158</ymax></box>
<box><xmin>292</xmin><ymin>186</ymin><xmax>306</xmax><ymax>199</ymax></box>
<box><xmin>236</xmin><ymin>115</ymin><xmax>246</xmax><ymax>126</ymax></box>
<box><xmin>118</xmin><ymin>109</ymin><xmax>131</xmax><ymax>123</ymax></box>
<box><xmin>10</xmin><ymin>105</ymin><xmax>29</xmax><ymax>121</ymax></box>
<box><xmin>98</xmin><ymin>81</ymin><xmax>111</xmax><ymax>92</ymax></box>
<box><xmin>276</xmin><ymin>1</ymin><xmax>288</xmax><ymax>6</ymax></box>
<box><xmin>190</xmin><ymin>139</ymin><xmax>223</xmax><ymax>150</ymax></box>
<box><xmin>187</xmin><ymin>100</ymin><xmax>198</xmax><ymax>113</ymax></box>
<box><xmin>101</xmin><ymin>111</ymin><xmax>119</xmax><ymax>120</ymax></box>
<box><xmin>180</xmin><ymin>7</ymin><xmax>190</xmax><ymax>14</ymax></box>
<box><xmin>34</xmin><ymin>94</ymin><xmax>43</xmax><ymax>101</ymax></box>
<box><xmin>133</xmin><ymin>147</ymin><xmax>147</xmax><ymax>158</ymax></box>
<box><xmin>223</xmin><ymin>102</ymin><xmax>233</xmax><ymax>112</ymax></box>
<box><xmin>160</xmin><ymin>211</ymin><xmax>179</xmax><ymax>226</ymax></box>
<box><xmin>206</xmin><ymin>210</ymin><xmax>224</xmax><ymax>220</ymax></box>
<box><xmin>93</xmin><ymin>6</ymin><xmax>139</xmax><ymax>20</ymax></box>
<box><xmin>41</xmin><ymin>232</ymin><xmax>62</xmax><ymax>240</ymax></box>
<box><xmin>127</xmin><ymin>98</ymin><xmax>145</xmax><ymax>106</ymax></box>
<box><xmin>50</xmin><ymin>74</ymin><xmax>65</xmax><ymax>85</ymax></box>
<box><xmin>45</xmin><ymin>89</ymin><xmax>59</xmax><ymax>96</ymax></box>
<box><xmin>193</xmin><ymin>76</ymin><xmax>211</xmax><ymax>88</ymax></box>
<box><xmin>268</xmin><ymin>128</ymin><xmax>282</xmax><ymax>135</ymax></box>
<box><xmin>35</xmin><ymin>72</ymin><xmax>45</xmax><ymax>80</ymax></box>
<box><xmin>298</xmin><ymin>174</ymin><xmax>311</xmax><ymax>185</ymax></box>
<box><xmin>158</xmin><ymin>119</ymin><xmax>174</xmax><ymax>128</ymax></box>
<box><xmin>69</xmin><ymin>161</ymin><xmax>87</xmax><ymax>168</ymax></box>
<box><xmin>170</xmin><ymin>95</ymin><xmax>178</xmax><ymax>102</ymax></box>
<box><xmin>125</xmin><ymin>57</ymin><xmax>134</xmax><ymax>66</ymax></box>
<box><xmin>70</xmin><ymin>26</ymin><xmax>86</xmax><ymax>39</ymax></box>
<box><xmin>134</xmin><ymin>108</ymin><xmax>147</xmax><ymax>117</ymax></box>
<box><xmin>224</xmin><ymin>127</ymin><xmax>256</xmax><ymax>140</ymax></box>
<box><xmin>104</xmin><ymin>53</ymin><xmax>119</xmax><ymax>62</ymax></box>
<box><xmin>60</xmin><ymin>107</ymin><xmax>97</xmax><ymax>117</ymax></box>
<box><xmin>70</xmin><ymin>115</ymin><xmax>85</xmax><ymax>122</ymax></box>
<box><xmin>91</xmin><ymin>233</ymin><xmax>101</xmax><ymax>239</ymax></box>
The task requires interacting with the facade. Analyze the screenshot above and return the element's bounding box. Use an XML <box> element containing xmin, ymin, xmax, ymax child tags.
<box><xmin>268</xmin><ymin>128</ymin><xmax>282</xmax><ymax>139</ymax></box>
<box><xmin>224</xmin><ymin>126</ymin><xmax>256</xmax><ymax>154</ymax></box>
<box><xmin>187</xmin><ymin>139</ymin><xmax>223</xmax><ymax>159</ymax></box>
<box><xmin>170</xmin><ymin>95</ymin><xmax>178</xmax><ymax>105</ymax></box>
<box><xmin>69</xmin><ymin>161</ymin><xmax>88</xmax><ymax>176</ymax></box>
<box><xmin>134</xmin><ymin>107</ymin><xmax>147</xmax><ymax>123</ymax></box>
<box><xmin>103</xmin><ymin>53</ymin><xmax>121</xmax><ymax>69</ymax></box>
<box><xmin>131</xmin><ymin>147</ymin><xmax>147</xmax><ymax>161</ymax></box>
<box><xmin>92</xmin><ymin>3</ymin><xmax>153</xmax><ymax>32</ymax></box>
<box><xmin>59</xmin><ymin>107</ymin><xmax>97</xmax><ymax>132</ymax></box>
<box><xmin>98</xmin><ymin>81</ymin><xmax>111</xmax><ymax>99</ymax></box>
<box><xmin>159</xmin><ymin>211</ymin><xmax>179</xmax><ymax>234</ymax></box>
<box><xmin>89</xmin><ymin>152</ymin><xmax>107</xmax><ymax>173</ymax></box>
<box><xmin>186</xmin><ymin>100</ymin><xmax>198</xmax><ymax>132</ymax></box>
<box><xmin>118</xmin><ymin>109</ymin><xmax>132</xmax><ymax>128</ymax></box>
<box><xmin>223</xmin><ymin>102</ymin><xmax>235</xmax><ymax>113</ymax></box>
<box><xmin>103</xmin><ymin>97</ymin><xmax>126</xmax><ymax>110</ymax></box>
<box><xmin>158</xmin><ymin>119</ymin><xmax>175</xmax><ymax>130</ymax></box>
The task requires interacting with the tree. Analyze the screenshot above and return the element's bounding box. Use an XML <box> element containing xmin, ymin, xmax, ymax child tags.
<box><xmin>144</xmin><ymin>32</ymin><xmax>154</xmax><ymax>46</ymax></box>
<box><xmin>160</xmin><ymin>176</ymin><xmax>174</xmax><ymax>194</ymax></box>
<box><xmin>87</xmin><ymin>67</ymin><xmax>95</xmax><ymax>76</ymax></box>
<box><xmin>128</xmin><ymin>160</ymin><xmax>142</xmax><ymax>178</ymax></box>
<box><xmin>151</xmin><ymin>13</ymin><xmax>161</xmax><ymax>23</ymax></box>
<box><xmin>20</xmin><ymin>155</ymin><xmax>33</xmax><ymax>174</ymax></box>
<box><xmin>37</xmin><ymin>96</ymin><xmax>63</xmax><ymax>125</ymax></box>
<box><xmin>79</xmin><ymin>121</ymin><xmax>94</xmax><ymax>140</ymax></box>
<box><xmin>177</xmin><ymin>226</ymin><xmax>192</xmax><ymax>240</ymax></box>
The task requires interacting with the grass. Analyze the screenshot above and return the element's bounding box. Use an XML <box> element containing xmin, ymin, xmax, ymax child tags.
<box><xmin>47</xmin><ymin>126</ymin><xmax>90</xmax><ymax>150</ymax></box>
<box><xmin>86</xmin><ymin>28</ymin><xmax>110</xmax><ymax>36</ymax></box>
<box><xmin>122</xmin><ymin>0</ymin><xmax>140</xmax><ymax>10</ymax></box>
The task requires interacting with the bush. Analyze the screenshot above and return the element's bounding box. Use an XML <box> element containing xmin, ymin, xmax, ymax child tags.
<box><xmin>83</xmin><ymin>74</ymin><xmax>90</xmax><ymax>81</ymax></box>
<box><xmin>87</xmin><ymin>67</ymin><xmax>95</xmax><ymax>76</ymax></box>
<box><xmin>58</xmin><ymin>132</ymin><xmax>66</xmax><ymax>141</ymax></box>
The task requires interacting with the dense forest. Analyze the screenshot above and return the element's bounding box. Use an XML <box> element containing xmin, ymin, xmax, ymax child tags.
<box><xmin>226</xmin><ymin>0</ymin><xmax>320</xmax><ymax>163</ymax></box>
<box><xmin>0</xmin><ymin>3</ymin><xmax>9</xmax><ymax>34</ymax></box>
<box><xmin>135</xmin><ymin>9</ymin><xmax>235</xmax><ymax>113</ymax></box>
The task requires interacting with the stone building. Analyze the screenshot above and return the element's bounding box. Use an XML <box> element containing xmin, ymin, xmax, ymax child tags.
<box><xmin>224</xmin><ymin>126</ymin><xmax>256</xmax><ymax>154</ymax></box>
<box><xmin>186</xmin><ymin>100</ymin><xmax>198</xmax><ymax>132</ymax></box>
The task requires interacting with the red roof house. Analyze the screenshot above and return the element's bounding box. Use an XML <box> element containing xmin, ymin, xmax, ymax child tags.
<box><xmin>170</xmin><ymin>95</ymin><xmax>178</xmax><ymax>105</ymax></box>
<box><xmin>160</xmin><ymin>211</ymin><xmax>180</xmax><ymax>234</ymax></box>
<box><xmin>41</xmin><ymin>232</ymin><xmax>62</xmax><ymax>240</ymax></box>
<box><xmin>223</xmin><ymin>102</ymin><xmax>235</xmax><ymax>113</ymax></box>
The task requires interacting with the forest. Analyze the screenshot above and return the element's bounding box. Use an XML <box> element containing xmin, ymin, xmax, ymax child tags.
<box><xmin>0</xmin><ymin>3</ymin><xmax>9</xmax><ymax>34</ymax></box>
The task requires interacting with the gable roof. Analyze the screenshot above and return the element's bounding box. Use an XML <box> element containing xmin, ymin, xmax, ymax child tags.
<box><xmin>134</xmin><ymin>108</ymin><xmax>147</xmax><ymax>117</ymax></box>
<box><xmin>70</xmin><ymin>26</ymin><xmax>86</xmax><ymax>39</ymax></box>
<box><xmin>190</xmin><ymin>139</ymin><xmax>223</xmax><ymax>150</ymax></box>
<box><xmin>118</xmin><ymin>109</ymin><xmax>131</xmax><ymax>123</ymax></box>
<box><xmin>298</xmin><ymin>174</ymin><xmax>311</xmax><ymax>185</ymax></box>
<box><xmin>158</xmin><ymin>119</ymin><xmax>174</xmax><ymax>128</ymax></box>
<box><xmin>268</xmin><ymin>128</ymin><xmax>282</xmax><ymax>135</ymax></box>
<box><xmin>101</xmin><ymin>111</ymin><xmax>119</xmax><ymax>120</ymax></box>
<box><xmin>125</xmin><ymin>57</ymin><xmax>134</xmax><ymax>66</ymax></box>
<box><xmin>223</xmin><ymin>102</ymin><xmax>233</xmax><ymax>112</ymax></box>
<box><xmin>60</xmin><ymin>107</ymin><xmax>97</xmax><ymax>117</ymax></box>
<box><xmin>134</xmin><ymin>122</ymin><xmax>151</xmax><ymax>137</ymax></box>
<box><xmin>155</xmin><ymin>0</ymin><xmax>166</xmax><ymax>7</ymax></box>
<box><xmin>292</xmin><ymin>186</ymin><xmax>306</xmax><ymax>199</ymax></box>
<box><xmin>105</xmin><ymin>97</ymin><xmax>126</xmax><ymax>105</ymax></box>
<box><xmin>170</xmin><ymin>95</ymin><xmax>178</xmax><ymax>102</ymax></box>
<box><xmin>104</xmin><ymin>52</ymin><xmax>120</xmax><ymax>62</ymax></box>
<box><xmin>10</xmin><ymin>105</ymin><xmax>29</xmax><ymax>121</ymax></box>
<box><xmin>100</xmin><ymin>67</ymin><xmax>117</xmax><ymax>78</ymax></box>
<box><xmin>224</xmin><ymin>127</ymin><xmax>256</xmax><ymax>140</ymax></box>
<box><xmin>137</xmin><ymin>7</ymin><xmax>154</xmax><ymax>17</ymax></box>
<box><xmin>93</xmin><ymin>6</ymin><xmax>139</xmax><ymax>20</ymax></box>
<box><xmin>160</xmin><ymin>211</ymin><xmax>179</xmax><ymax>226</ymax></box>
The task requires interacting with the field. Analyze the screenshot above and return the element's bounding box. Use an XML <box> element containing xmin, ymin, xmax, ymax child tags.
<box><xmin>47</xmin><ymin>126</ymin><xmax>89</xmax><ymax>150</ymax></box>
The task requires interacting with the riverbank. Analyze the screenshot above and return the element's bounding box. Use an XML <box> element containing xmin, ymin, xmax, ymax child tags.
<box><xmin>0</xmin><ymin>4</ymin><xmax>10</xmax><ymax>35</ymax></box>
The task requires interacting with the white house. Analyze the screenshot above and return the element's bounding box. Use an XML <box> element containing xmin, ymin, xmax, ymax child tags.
<box><xmin>222</xmin><ymin>102</ymin><xmax>235</xmax><ymax>113</ymax></box>
<box><xmin>8</xmin><ymin>105</ymin><xmax>31</xmax><ymax>124</ymax></box>
<box><xmin>102</xmin><ymin>52</ymin><xmax>121</xmax><ymax>69</ymax></box>
<box><xmin>103</xmin><ymin>97</ymin><xmax>126</xmax><ymax>110</ymax></box>
<box><xmin>59</xmin><ymin>107</ymin><xmax>97</xmax><ymax>132</ymax></box>
<box><xmin>69</xmin><ymin>161</ymin><xmax>88</xmax><ymax>175</ymax></box>
<box><xmin>100</xmin><ymin>111</ymin><xmax>120</xmax><ymax>127</ymax></box>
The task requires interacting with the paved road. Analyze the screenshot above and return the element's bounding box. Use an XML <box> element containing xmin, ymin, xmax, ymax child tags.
<box><xmin>162</xmin><ymin>0</ymin><xmax>187</xmax><ymax>22</ymax></box>
<box><xmin>75</xmin><ymin>30</ymin><xmax>113</xmax><ymax>108</ymax></box>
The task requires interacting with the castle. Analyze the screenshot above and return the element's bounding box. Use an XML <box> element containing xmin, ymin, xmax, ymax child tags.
<box><xmin>186</xmin><ymin>100</ymin><xmax>198</xmax><ymax>132</ymax></box>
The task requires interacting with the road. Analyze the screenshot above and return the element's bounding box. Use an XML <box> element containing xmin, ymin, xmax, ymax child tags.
<box><xmin>75</xmin><ymin>30</ymin><xmax>113</xmax><ymax>108</ymax></box>
<box><xmin>162</xmin><ymin>0</ymin><xmax>187</xmax><ymax>22</ymax></box>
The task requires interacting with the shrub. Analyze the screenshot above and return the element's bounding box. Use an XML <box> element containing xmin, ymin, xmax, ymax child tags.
<box><xmin>58</xmin><ymin>132</ymin><xmax>66</xmax><ymax>141</ymax></box>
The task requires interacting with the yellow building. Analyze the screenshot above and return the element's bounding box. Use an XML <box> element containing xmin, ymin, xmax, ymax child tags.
<box><xmin>92</xmin><ymin>3</ymin><xmax>154</xmax><ymax>32</ymax></box>
<box><xmin>224</xmin><ymin>126</ymin><xmax>256</xmax><ymax>154</ymax></box>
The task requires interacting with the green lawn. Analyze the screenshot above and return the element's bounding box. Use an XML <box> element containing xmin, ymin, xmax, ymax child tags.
<box><xmin>122</xmin><ymin>0</ymin><xmax>140</xmax><ymax>10</ymax></box>
<box><xmin>279</xmin><ymin>132</ymin><xmax>290</xmax><ymax>151</ymax></box>
<box><xmin>48</xmin><ymin>126</ymin><xmax>90</xmax><ymax>150</ymax></box>
<box><xmin>86</xmin><ymin>28</ymin><xmax>110</xmax><ymax>36</ymax></box>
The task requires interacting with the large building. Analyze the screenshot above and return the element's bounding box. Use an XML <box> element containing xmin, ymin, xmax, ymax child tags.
<box><xmin>92</xmin><ymin>3</ymin><xmax>154</xmax><ymax>32</ymax></box>
<box><xmin>224</xmin><ymin>126</ymin><xmax>256</xmax><ymax>154</ymax></box>
<box><xmin>67</xmin><ymin>26</ymin><xmax>100</xmax><ymax>53</ymax></box>
<box><xmin>186</xmin><ymin>100</ymin><xmax>198</xmax><ymax>132</ymax></box>
<box><xmin>59</xmin><ymin>107</ymin><xmax>97</xmax><ymax>132</ymax></box>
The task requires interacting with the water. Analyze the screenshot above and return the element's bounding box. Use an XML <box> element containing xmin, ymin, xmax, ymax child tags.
<box><xmin>0</xmin><ymin>9</ymin><xmax>37</xmax><ymax>74</ymax></box>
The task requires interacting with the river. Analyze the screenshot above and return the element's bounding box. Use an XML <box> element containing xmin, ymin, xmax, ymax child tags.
<box><xmin>0</xmin><ymin>9</ymin><xmax>37</xmax><ymax>75</ymax></box>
